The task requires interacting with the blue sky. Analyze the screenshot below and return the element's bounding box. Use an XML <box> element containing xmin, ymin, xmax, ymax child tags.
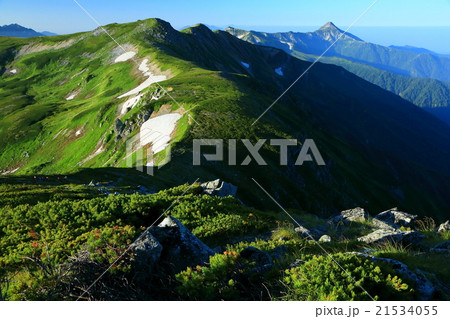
<box><xmin>1</xmin><ymin>0</ymin><xmax>449</xmax><ymax>52</ymax></box>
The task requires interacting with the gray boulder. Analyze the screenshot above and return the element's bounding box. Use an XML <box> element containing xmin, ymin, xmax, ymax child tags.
<box><xmin>148</xmin><ymin>216</ymin><xmax>214</xmax><ymax>273</ymax></box>
<box><xmin>329</xmin><ymin>207</ymin><xmax>368</xmax><ymax>224</ymax></box>
<box><xmin>373</xmin><ymin>208</ymin><xmax>417</xmax><ymax>229</ymax></box>
<box><xmin>357</xmin><ymin>228</ymin><xmax>424</xmax><ymax>245</ymax></box>
<box><xmin>240</xmin><ymin>246</ymin><xmax>273</xmax><ymax>265</ymax></box>
<box><xmin>431</xmin><ymin>240</ymin><xmax>450</xmax><ymax>253</ymax></box>
<box><xmin>269</xmin><ymin>245</ymin><xmax>289</xmax><ymax>261</ymax></box>
<box><xmin>130</xmin><ymin>231</ymin><xmax>163</xmax><ymax>280</ymax></box>
<box><xmin>319</xmin><ymin>235</ymin><xmax>332</xmax><ymax>243</ymax></box>
<box><xmin>201</xmin><ymin>179</ymin><xmax>237</xmax><ymax>197</ymax></box>
<box><xmin>294</xmin><ymin>224</ymin><xmax>325</xmax><ymax>240</ymax></box>
<box><xmin>437</xmin><ymin>220</ymin><xmax>450</xmax><ymax>233</ymax></box>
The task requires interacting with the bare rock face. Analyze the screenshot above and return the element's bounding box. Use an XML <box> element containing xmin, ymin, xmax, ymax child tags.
<box><xmin>201</xmin><ymin>179</ymin><xmax>237</xmax><ymax>197</ymax></box>
<box><xmin>437</xmin><ymin>220</ymin><xmax>450</xmax><ymax>233</ymax></box>
<box><xmin>357</xmin><ymin>228</ymin><xmax>424</xmax><ymax>245</ymax></box>
<box><xmin>372</xmin><ymin>208</ymin><xmax>417</xmax><ymax>229</ymax></box>
<box><xmin>329</xmin><ymin>207</ymin><xmax>368</xmax><ymax>224</ymax></box>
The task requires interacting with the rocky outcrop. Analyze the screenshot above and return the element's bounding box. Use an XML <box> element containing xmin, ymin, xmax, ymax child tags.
<box><xmin>114</xmin><ymin>118</ymin><xmax>125</xmax><ymax>137</ymax></box>
<box><xmin>130</xmin><ymin>231</ymin><xmax>163</xmax><ymax>280</ymax></box>
<box><xmin>329</xmin><ymin>207</ymin><xmax>368</xmax><ymax>224</ymax></box>
<box><xmin>201</xmin><ymin>179</ymin><xmax>237</xmax><ymax>197</ymax></box>
<box><xmin>351</xmin><ymin>253</ymin><xmax>435</xmax><ymax>301</ymax></box>
<box><xmin>437</xmin><ymin>220</ymin><xmax>450</xmax><ymax>233</ymax></box>
<box><xmin>131</xmin><ymin>216</ymin><xmax>214</xmax><ymax>276</ymax></box>
<box><xmin>372</xmin><ymin>208</ymin><xmax>417</xmax><ymax>229</ymax></box>
<box><xmin>357</xmin><ymin>228</ymin><xmax>424</xmax><ymax>245</ymax></box>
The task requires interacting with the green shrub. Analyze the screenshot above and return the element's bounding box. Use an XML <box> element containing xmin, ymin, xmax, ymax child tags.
<box><xmin>283</xmin><ymin>253</ymin><xmax>414</xmax><ymax>301</ymax></box>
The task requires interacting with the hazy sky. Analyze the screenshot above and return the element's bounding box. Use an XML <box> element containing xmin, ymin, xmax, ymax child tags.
<box><xmin>1</xmin><ymin>0</ymin><xmax>449</xmax><ymax>52</ymax></box>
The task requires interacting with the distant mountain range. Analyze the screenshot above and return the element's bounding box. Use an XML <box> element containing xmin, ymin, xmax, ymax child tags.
<box><xmin>226</xmin><ymin>23</ymin><xmax>450</xmax><ymax>125</ymax></box>
<box><xmin>0</xmin><ymin>24</ymin><xmax>57</xmax><ymax>38</ymax></box>
<box><xmin>226</xmin><ymin>22</ymin><xmax>450</xmax><ymax>83</ymax></box>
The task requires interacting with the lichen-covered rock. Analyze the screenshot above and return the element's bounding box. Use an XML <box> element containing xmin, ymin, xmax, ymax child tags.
<box><xmin>357</xmin><ymin>228</ymin><xmax>424</xmax><ymax>245</ymax></box>
<box><xmin>373</xmin><ymin>208</ymin><xmax>417</xmax><ymax>229</ymax></box>
<box><xmin>437</xmin><ymin>220</ymin><xmax>450</xmax><ymax>233</ymax></box>
<box><xmin>329</xmin><ymin>207</ymin><xmax>368</xmax><ymax>224</ymax></box>
<box><xmin>201</xmin><ymin>179</ymin><xmax>237</xmax><ymax>197</ymax></box>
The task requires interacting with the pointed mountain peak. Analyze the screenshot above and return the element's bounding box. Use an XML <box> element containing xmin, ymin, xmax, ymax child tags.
<box><xmin>319</xmin><ymin>22</ymin><xmax>340</xmax><ymax>31</ymax></box>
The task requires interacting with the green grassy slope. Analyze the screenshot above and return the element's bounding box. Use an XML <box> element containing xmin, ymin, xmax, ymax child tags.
<box><xmin>1</xmin><ymin>18</ymin><xmax>450</xmax><ymax>221</ymax></box>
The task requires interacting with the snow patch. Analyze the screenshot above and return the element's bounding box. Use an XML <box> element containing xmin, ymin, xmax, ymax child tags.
<box><xmin>114</xmin><ymin>51</ymin><xmax>136</xmax><ymax>63</ymax></box>
<box><xmin>140</xmin><ymin>113</ymin><xmax>181</xmax><ymax>154</ymax></box>
<box><xmin>1</xmin><ymin>167</ymin><xmax>20</xmax><ymax>175</ymax></box>
<box><xmin>275</xmin><ymin>67</ymin><xmax>284</xmax><ymax>76</ymax></box>
<box><xmin>10</xmin><ymin>69</ymin><xmax>17</xmax><ymax>74</ymax></box>
<box><xmin>66</xmin><ymin>93</ymin><xmax>77</xmax><ymax>101</ymax></box>
<box><xmin>281</xmin><ymin>41</ymin><xmax>294</xmax><ymax>51</ymax></box>
<box><xmin>240</xmin><ymin>61</ymin><xmax>250</xmax><ymax>69</ymax></box>
<box><xmin>117</xmin><ymin>59</ymin><xmax>167</xmax><ymax>100</ymax></box>
<box><xmin>75</xmin><ymin>128</ymin><xmax>83</xmax><ymax>136</ymax></box>
<box><xmin>120</xmin><ymin>93</ymin><xmax>144</xmax><ymax>115</ymax></box>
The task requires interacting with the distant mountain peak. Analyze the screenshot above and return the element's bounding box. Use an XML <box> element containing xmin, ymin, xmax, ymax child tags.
<box><xmin>320</xmin><ymin>21</ymin><xmax>340</xmax><ymax>31</ymax></box>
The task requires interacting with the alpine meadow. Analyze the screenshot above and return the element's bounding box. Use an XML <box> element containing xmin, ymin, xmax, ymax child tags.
<box><xmin>1</xmin><ymin>2</ymin><xmax>450</xmax><ymax>304</ymax></box>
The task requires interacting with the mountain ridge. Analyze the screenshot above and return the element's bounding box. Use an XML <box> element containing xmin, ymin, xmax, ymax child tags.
<box><xmin>1</xmin><ymin>17</ymin><xmax>450</xmax><ymax>219</ymax></box>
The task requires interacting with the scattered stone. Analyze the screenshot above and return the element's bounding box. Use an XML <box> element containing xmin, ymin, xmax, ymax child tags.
<box><xmin>357</xmin><ymin>228</ymin><xmax>424</xmax><ymax>245</ymax></box>
<box><xmin>294</xmin><ymin>225</ymin><xmax>324</xmax><ymax>240</ymax></box>
<box><xmin>201</xmin><ymin>179</ymin><xmax>237</xmax><ymax>197</ymax></box>
<box><xmin>329</xmin><ymin>207</ymin><xmax>368</xmax><ymax>224</ymax></box>
<box><xmin>437</xmin><ymin>220</ymin><xmax>450</xmax><ymax>233</ymax></box>
<box><xmin>319</xmin><ymin>235</ymin><xmax>332</xmax><ymax>243</ymax></box>
<box><xmin>350</xmin><ymin>252</ymin><xmax>435</xmax><ymax>301</ymax></box>
<box><xmin>431</xmin><ymin>240</ymin><xmax>450</xmax><ymax>253</ymax></box>
<box><xmin>240</xmin><ymin>246</ymin><xmax>273</xmax><ymax>265</ymax></box>
<box><xmin>373</xmin><ymin>208</ymin><xmax>417</xmax><ymax>229</ymax></box>
<box><xmin>288</xmin><ymin>259</ymin><xmax>306</xmax><ymax>269</ymax></box>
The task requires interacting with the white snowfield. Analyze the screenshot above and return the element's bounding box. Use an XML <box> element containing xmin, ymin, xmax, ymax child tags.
<box><xmin>75</xmin><ymin>128</ymin><xmax>83</xmax><ymax>136</ymax></box>
<box><xmin>120</xmin><ymin>93</ymin><xmax>144</xmax><ymax>115</ymax></box>
<box><xmin>139</xmin><ymin>113</ymin><xmax>181</xmax><ymax>154</ymax></box>
<box><xmin>275</xmin><ymin>67</ymin><xmax>284</xmax><ymax>76</ymax></box>
<box><xmin>117</xmin><ymin>59</ymin><xmax>167</xmax><ymax>114</ymax></box>
<box><xmin>114</xmin><ymin>51</ymin><xmax>136</xmax><ymax>63</ymax></box>
<box><xmin>240</xmin><ymin>61</ymin><xmax>250</xmax><ymax>69</ymax></box>
<box><xmin>66</xmin><ymin>93</ymin><xmax>77</xmax><ymax>101</ymax></box>
<box><xmin>10</xmin><ymin>69</ymin><xmax>17</xmax><ymax>74</ymax></box>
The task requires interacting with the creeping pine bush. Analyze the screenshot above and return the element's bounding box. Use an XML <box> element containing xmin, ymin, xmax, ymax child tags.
<box><xmin>283</xmin><ymin>253</ymin><xmax>414</xmax><ymax>301</ymax></box>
